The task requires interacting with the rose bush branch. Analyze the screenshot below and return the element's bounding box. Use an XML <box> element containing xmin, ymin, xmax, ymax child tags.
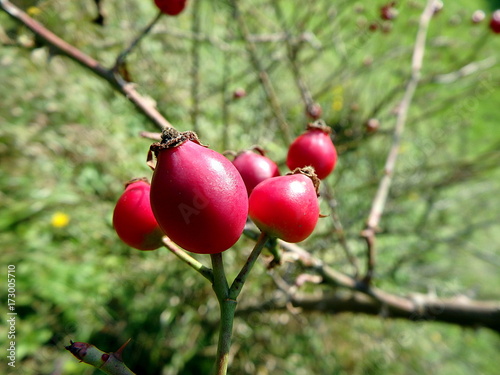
<box><xmin>238</xmin><ymin>291</ymin><xmax>500</xmax><ymax>335</ymax></box>
<box><xmin>361</xmin><ymin>0</ymin><xmax>437</xmax><ymax>284</ymax></box>
<box><xmin>249</xmin><ymin>236</ymin><xmax>500</xmax><ymax>334</ymax></box>
<box><xmin>0</xmin><ymin>0</ymin><xmax>172</xmax><ymax>130</ymax></box>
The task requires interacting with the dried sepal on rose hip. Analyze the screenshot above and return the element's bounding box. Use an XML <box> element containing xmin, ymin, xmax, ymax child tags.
<box><xmin>113</xmin><ymin>178</ymin><xmax>164</xmax><ymax>251</ymax></box>
<box><xmin>149</xmin><ymin>128</ymin><xmax>248</xmax><ymax>254</ymax></box>
<box><xmin>248</xmin><ymin>167</ymin><xmax>320</xmax><ymax>243</ymax></box>
<box><xmin>286</xmin><ymin>120</ymin><xmax>338</xmax><ymax>180</ymax></box>
<box><xmin>229</xmin><ymin>146</ymin><xmax>280</xmax><ymax>196</ymax></box>
<box><xmin>153</xmin><ymin>0</ymin><xmax>187</xmax><ymax>16</ymax></box>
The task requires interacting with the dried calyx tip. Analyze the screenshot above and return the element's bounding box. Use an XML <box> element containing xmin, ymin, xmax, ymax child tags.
<box><xmin>288</xmin><ymin>166</ymin><xmax>321</xmax><ymax>196</ymax></box>
<box><xmin>250</xmin><ymin>145</ymin><xmax>267</xmax><ymax>156</ymax></box>
<box><xmin>150</xmin><ymin>128</ymin><xmax>204</xmax><ymax>156</ymax></box>
<box><xmin>306</xmin><ymin>119</ymin><xmax>332</xmax><ymax>134</ymax></box>
<box><xmin>124</xmin><ymin>177</ymin><xmax>149</xmax><ymax>188</ymax></box>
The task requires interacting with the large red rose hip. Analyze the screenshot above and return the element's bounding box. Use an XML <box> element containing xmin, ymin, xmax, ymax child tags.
<box><xmin>231</xmin><ymin>147</ymin><xmax>280</xmax><ymax>196</ymax></box>
<box><xmin>149</xmin><ymin>129</ymin><xmax>248</xmax><ymax>254</ymax></box>
<box><xmin>248</xmin><ymin>167</ymin><xmax>320</xmax><ymax>243</ymax></box>
<box><xmin>113</xmin><ymin>178</ymin><xmax>164</xmax><ymax>251</ymax></box>
<box><xmin>286</xmin><ymin>120</ymin><xmax>338</xmax><ymax>180</ymax></box>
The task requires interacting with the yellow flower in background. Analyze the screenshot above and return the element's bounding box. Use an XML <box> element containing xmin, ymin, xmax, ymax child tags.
<box><xmin>51</xmin><ymin>212</ymin><xmax>70</xmax><ymax>228</ymax></box>
<box><xmin>27</xmin><ymin>7</ymin><xmax>42</xmax><ymax>16</ymax></box>
<box><xmin>331</xmin><ymin>85</ymin><xmax>344</xmax><ymax>112</ymax></box>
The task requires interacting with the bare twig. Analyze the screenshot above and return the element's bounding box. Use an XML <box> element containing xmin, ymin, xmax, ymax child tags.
<box><xmin>361</xmin><ymin>0</ymin><xmax>437</xmax><ymax>284</ymax></box>
<box><xmin>0</xmin><ymin>0</ymin><xmax>172</xmax><ymax>130</ymax></box>
<box><xmin>249</xmin><ymin>237</ymin><xmax>500</xmax><ymax>334</ymax></box>
<box><xmin>139</xmin><ymin>131</ymin><xmax>162</xmax><ymax>141</ymax></box>
<box><xmin>431</xmin><ymin>56</ymin><xmax>497</xmax><ymax>84</ymax></box>
<box><xmin>321</xmin><ymin>184</ymin><xmax>360</xmax><ymax>276</ymax></box>
<box><xmin>113</xmin><ymin>12</ymin><xmax>163</xmax><ymax>72</ymax></box>
<box><xmin>239</xmin><ymin>292</ymin><xmax>500</xmax><ymax>334</ymax></box>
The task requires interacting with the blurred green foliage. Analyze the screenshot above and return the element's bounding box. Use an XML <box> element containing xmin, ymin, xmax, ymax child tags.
<box><xmin>1</xmin><ymin>0</ymin><xmax>500</xmax><ymax>374</ymax></box>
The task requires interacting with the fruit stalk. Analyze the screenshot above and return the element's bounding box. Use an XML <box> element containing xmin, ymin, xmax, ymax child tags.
<box><xmin>210</xmin><ymin>233</ymin><xmax>269</xmax><ymax>375</ymax></box>
<box><xmin>162</xmin><ymin>237</ymin><xmax>214</xmax><ymax>282</ymax></box>
<box><xmin>210</xmin><ymin>252</ymin><xmax>232</xmax><ymax>375</ymax></box>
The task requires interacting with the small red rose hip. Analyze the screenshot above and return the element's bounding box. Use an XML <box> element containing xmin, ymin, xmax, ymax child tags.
<box><xmin>490</xmin><ymin>10</ymin><xmax>500</xmax><ymax>34</ymax></box>
<box><xmin>149</xmin><ymin>129</ymin><xmax>248</xmax><ymax>254</ymax></box>
<box><xmin>248</xmin><ymin>167</ymin><xmax>320</xmax><ymax>243</ymax></box>
<box><xmin>365</xmin><ymin>118</ymin><xmax>380</xmax><ymax>133</ymax></box>
<box><xmin>113</xmin><ymin>178</ymin><xmax>164</xmax><ymax>251</ymax></box>
<box><xmin>231</xmin><ymin>147</ymin><xmax>280</xmax><ymax>196</ymax></box>
<box><xmin>306</xmin><ymin>102</ymin><xmax>323</xmax><ymax>120</ymax></box>
<box><xmin>154</xmin><ymin>0</ymin><xmax>187</xmax><ymax>16</ymax></box>
<box><xmin>286</xmin><ymin>120</ymin><xmax>338</xmax><ymax>180</ymax></box>
<box><xmin>380</xmin><ymin>2</ymin><xmax>398</xmax><ymax>21</ymax></box>
<box><xmin>232</xmin><ymin>88</ymin><xmax>247</xmax><ymax>100</ymax></box>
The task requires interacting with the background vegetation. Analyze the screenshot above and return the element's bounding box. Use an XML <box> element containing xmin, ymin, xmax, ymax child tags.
<box><xmin>1</xmin><ymin>0</ymin><xmax>500</xmax><ymax>374</ymax></box>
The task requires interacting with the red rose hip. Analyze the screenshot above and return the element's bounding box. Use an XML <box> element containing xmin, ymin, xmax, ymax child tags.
<box><xmin>231</xmin><ymin>147</ymin><xmax>280</xmax><ymax>196</ymax></box>
<box><xmin>113</xmin><ymin>178</ymin><xmax>164</xmax><ymax>251</ymax></box>
<box><xmin>490</xmin><ymin>10</ymin><xmax>500</xmax><ymax>34</ymax></box>
<box><xmin>154</xmin><ymin>0</ymin><xmax>187</xmax><ymax>16</ymax></box>
<box><xmin>286</xmin><ymin>120</ymin><xmax>338</xmax><ymax>180</ymax></box>
<box><xmin>149</xmin><ymin>129</ymin><xmax>248</xmax><ymax>254</ymax></box>
<box><xmin>248</xmin><ymin>167</ymin><xmax>320</xmax><ymax>243</ymax></box>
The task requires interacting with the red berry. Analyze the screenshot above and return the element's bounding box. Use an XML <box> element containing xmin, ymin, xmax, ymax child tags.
<box><xmin>154</xmin><ymin>0</ymin><xmax>187</xmax><ymax>16</ymax></box>
<box><xmin>490</xmin><ymin>10</ymin><xmax>500</xmax><ymax>34</ymax></box>
<box><xmin>286</xmin><ymin>120</ymin><xmax>338</xmax><ymax>180</ymax></box>
<box><xmin>380</xmin><ymin>3</ymin><xmax>398</xmax><ymax>21</ymax></box>
<box><xmin>149</xmin><ymin>129</ymin><xmax>248</xmax><ymax>254</ymax></box>
<box><xmin>231</xmin><ymin>147</ymin><xmax>280</xmax><ymax>196</ymax></box>
<box><xmin>113</xmin><ymin>178</ymin><xmax>164</xmax><ymax>251</ymax></box>
<box><xmin>232</xmin><ymin>88</ymin><xmax>247</xmax><ymax>99</ymax></box>
<box><xmin>365</xmin><ymin>118</ymin><xmax>380</xmax><ymax>133</ymax></box>
<box><xmin>306</xmin><ymin>103</ymin><xmax>323</xmax><ymax>120</ymax></box>
<box><xmin>248</xmin><ymin>168</ymin><xmax>320</xmax><ymax>243</ymax></box>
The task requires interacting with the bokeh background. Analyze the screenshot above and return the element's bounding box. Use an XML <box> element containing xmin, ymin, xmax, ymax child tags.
<box><xmin>1</xmin><ymin>0</ymin><xmax>500</xmax><ymax>374</ymax></box>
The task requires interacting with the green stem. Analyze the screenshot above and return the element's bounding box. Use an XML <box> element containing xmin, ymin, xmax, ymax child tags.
<box><xmin>65</xmin><ymin>340</ymin><xmax>136</xmax><ymax>375</ymax></box>
<box><xmin>210</xmin><ymin>233</ymin><xmax>270</xmax><ymax>375</ymax></box>
<box><xmin>213</xmin><ymin>296</ymin><xmax>237</xmax><ymax>375</ymax></box>
<box><xmin>229</xmin><ymin>232</ymin><xmax>269</xmax><ymax>299</ymax></box>
<box><xmin>210</xmin><ymin>253</ymin><xmax>231</xmax><ymax>375</ymax></box>
<box><xmin>162</xmin><ymin>237</ymin><xmax>213</xmax><ymax>282</ymax></box>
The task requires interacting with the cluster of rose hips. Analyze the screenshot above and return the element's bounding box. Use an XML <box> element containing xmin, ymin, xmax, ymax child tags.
<box><xmin>113</xmin><ymin>121</ymin><xmax>337</xmax><ymax>255</ymax></box>
<box><xmin>369</xmin><ymin>2</ymin><xmax>500</xmax><ymax>36</ymax></box>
